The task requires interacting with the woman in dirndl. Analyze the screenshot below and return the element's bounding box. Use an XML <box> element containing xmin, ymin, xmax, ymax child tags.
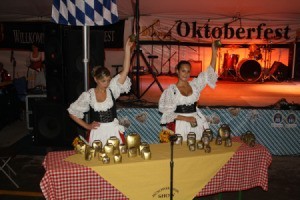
<box><xmin>67</xmin><ymin>37</ymin><xmax>134</xmax><ymax>145</ymax></box>
<box><xmin>158</xmin><ymin>40</ymin><xmax>220</xmax><ymax>141</ymax></box>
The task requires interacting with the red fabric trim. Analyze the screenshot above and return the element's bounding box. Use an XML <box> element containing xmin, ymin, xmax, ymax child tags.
<box><xmin>119</xmin><ymin>132</ymin><xmax>126</xmax><ymax>144</ymax></box>
<box><xmin>86</xmin><ymin>130</ymin><xmax>91</xmax><ymax>143</ymax></box>
<box><xmin>166</xmin><ymin>122</ymin><xmax>176</xmax><ymax>132</ymax></box>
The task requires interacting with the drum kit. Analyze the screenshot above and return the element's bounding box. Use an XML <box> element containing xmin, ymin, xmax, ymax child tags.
<box><xmin>221</xmin><ymin>44</ymin><xmax>273</xmax><ymax>83</ymax></box>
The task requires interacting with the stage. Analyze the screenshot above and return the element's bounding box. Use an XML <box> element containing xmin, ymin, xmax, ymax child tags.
<box><xmin>119</xmin><ymin>74</ymin><xmax>300</xmax><ymax>108</ymax></box>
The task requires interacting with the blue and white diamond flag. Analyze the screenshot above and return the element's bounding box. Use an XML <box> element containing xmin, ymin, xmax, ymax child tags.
<box><xmin>52</xmin><ymin>0</ymin><xmax>119</xmax><ymax>26</ymax></box>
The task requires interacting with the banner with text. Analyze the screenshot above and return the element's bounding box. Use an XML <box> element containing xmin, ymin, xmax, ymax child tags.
<box><xmin>138</xmin><ymin>16</ymin><xmax>298</xmax><ymax>45</ymax></box>
<box><xmin>0</xmin><ymin>20</ymin><xmax>124</xmax><ymax>50</ymax></box>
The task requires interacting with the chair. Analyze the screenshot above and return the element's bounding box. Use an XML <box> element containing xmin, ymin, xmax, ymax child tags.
<box><xmin>0</xmin><ymin>142</ymin><xmax>20</xmax><ymax>188</ymax></box>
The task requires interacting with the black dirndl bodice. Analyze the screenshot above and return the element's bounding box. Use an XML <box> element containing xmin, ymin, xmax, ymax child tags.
<box><xmin>175</xmin><ymin>102</ymin><xmax>197</xmax><ymax>113</ymax></box>
<box><xmin>89</xmin><ymin>89</ymin><xmax>117</xmax><ymax>123</ymax></box>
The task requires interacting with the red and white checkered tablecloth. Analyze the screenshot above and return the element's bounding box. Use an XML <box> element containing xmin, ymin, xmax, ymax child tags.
<box><xmin>197</xmin><ymin>137</ymin><xmax>272</xmax><ymax>197</ymax></box>
<box><xmin>40</xmin><ymin>138</ymin><xmax>272</xmax><ymax>200</ymax></box>
<box><xmin>40</xmin><ymin>151</ymin><xmax>128</xmax><ymax>200</ymax></box>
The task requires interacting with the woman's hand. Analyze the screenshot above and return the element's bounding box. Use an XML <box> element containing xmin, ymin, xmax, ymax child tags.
<box><xmin>212</xmin><ymin>40</ymin><xmax>221</xmax><ymax>52</ymax></box>
<box><xmin>185</xmin><ymin>116</ymin><xmax>197</xmax><ymax>124</ymax></box>
<box><xmin>86</xmin><ymin>121</ymin><xmax>100</xmax><ymax>130</ymax></box>
<box><xmin>125</xmin><ymin>36</ymin><xmax>135</xmax><ymax>53</ymax></box>
<box><xmin>119</xmin><ymin>36</ymin><xmax>135</xmax><ymax>84</ymax></box>
<box><xmin>209</xmin><ymin>40</ymin><xmax>221</xmax><ymax>71</ymax></box>
<box><xmin>176</xmin><ymin>115</ymin><xmax>197</xmax><ymax>123</ymax></box>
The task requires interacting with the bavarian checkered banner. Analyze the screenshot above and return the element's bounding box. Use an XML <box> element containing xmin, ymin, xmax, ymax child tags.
<box><xmin>52</xmin><ymin>0</ymin><xmax>119</xmax><ymax>26</ymax></box>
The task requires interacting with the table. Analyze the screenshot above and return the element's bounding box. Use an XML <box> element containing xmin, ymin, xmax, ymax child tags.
<box><xmin>40</xmin><ymin>138</ymin><xmax>272</xmax><ymax>200</ymax></box>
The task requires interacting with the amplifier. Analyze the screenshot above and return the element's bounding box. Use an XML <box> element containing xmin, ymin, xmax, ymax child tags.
<box><xmin>25</xmin><ymin>94</ymin><xmax>47</xmax><ymax>130</ymax></box>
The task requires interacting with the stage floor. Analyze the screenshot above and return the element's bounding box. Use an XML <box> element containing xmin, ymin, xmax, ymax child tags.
<box><xmin>119</xmin><ymin>74</ymin><xmax>300</xmax><ymax>108</ymax></box>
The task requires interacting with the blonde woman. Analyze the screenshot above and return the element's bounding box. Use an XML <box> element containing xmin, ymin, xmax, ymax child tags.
<box><xmin>68</xmin><ymin>38</ymin><xmax>134</xmax><ymax>145</ymax></box>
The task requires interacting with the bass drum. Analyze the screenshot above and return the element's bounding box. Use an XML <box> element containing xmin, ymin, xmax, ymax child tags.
<box><xmin>236</xmin><ymin>59</ymin><xmax>262</xmax><ymax>82</ymax></box>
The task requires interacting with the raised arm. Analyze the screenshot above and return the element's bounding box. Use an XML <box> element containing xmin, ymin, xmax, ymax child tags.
<box><xmin>118</xmin><ymin>37</ymin><xmax>134</xmax><ymax>84</ymax></box>
<box><xmin>209</xmin><ymin>40</ymin><xmax>220</xmax><ymax>71</ymax></box>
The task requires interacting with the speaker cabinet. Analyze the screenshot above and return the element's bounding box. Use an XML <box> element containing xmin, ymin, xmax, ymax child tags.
<box><xmin>32</xmin><ymin>100</ymin><xmax>76</xmax><ymax>146</ymax></box>
<box><xmin>0</xmin><ymin>86</ymin><xmax>19</xmax><ymax>129</ymax></box>
<box><xmin>44</xmin><ymin>23</ymin><xmax>65</xmax><ymax>104</ymax></box>
<box><xmin>25</xmin><ymin>94</ymin><xmax>47</xmax><ymax>130</ymax></box>
<box><xmin>294</xmin><ymin>42</ymin><xmax>300</xmax><ymax>80</ymax></box>
<box><xmin>63</xmin><ymin>29</ymin><xmax>104</xmax><ymax>106</ymax></box>
<box><xmin>270</xmin><ymin>61</ymin><xmax>290</xmax><ymax>81</ymax></box>
<box><xmin>288</xmin><ymin>42</ymin><xmax>300</xmax><ymax>80</ymax></box>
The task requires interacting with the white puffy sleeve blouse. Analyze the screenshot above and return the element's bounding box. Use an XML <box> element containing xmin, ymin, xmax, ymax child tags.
<box><xmin>67</xmin><ymin>74</ymin><xmax>131</xmax><ymax>119</ymax></box>
<box><xmin>158</xmin><ymin>66</ymin><xmax>218</xmax><ymax>124</ymax></box>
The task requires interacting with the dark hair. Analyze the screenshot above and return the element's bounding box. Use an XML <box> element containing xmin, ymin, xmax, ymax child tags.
<box><xmin>176</xmin><ymin>60</ymin><xmax>191</xmax><ymax>70</ymax></box>
<box><xmin>92</xmin><ymin>66</ymin><xmax>110</xmax><ymax>79</ymax></box>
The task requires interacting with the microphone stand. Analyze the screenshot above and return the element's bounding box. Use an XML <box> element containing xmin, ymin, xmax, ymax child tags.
<box><xmin>139</xmin><ymin>19</ymin><xmax>160</xmax><ymax>36</ymax></box>
<box><xmin>169</xmin><ymin>134</ymin><xmax>178</xmax><ymax>200</ymax></box>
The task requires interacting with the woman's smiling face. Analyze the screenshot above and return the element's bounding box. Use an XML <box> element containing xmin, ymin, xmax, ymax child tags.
<box><xmin>95</xmin><ymin>75</ymin><xmax>111</xmax><ymax>89</ymax></box>
<box><xmin>176</xmin><ymin>63</ymin><xmax>191</xmax><ymax>81</ymax></box>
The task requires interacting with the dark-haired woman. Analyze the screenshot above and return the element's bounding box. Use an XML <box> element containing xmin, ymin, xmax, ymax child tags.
<box><xmin>27</xmin><ymin>43</ymin><xmax>46</xmax><ymax>89</ymax></box>
<box><xmin>67</xmin><ymin>38</ymin><xmax>134</xmax><ymax>145</ymax></box>
<box><xmin>158</xmin><ymin>41</ymin><xmax>219</xmax><ymax>141</ymax></box>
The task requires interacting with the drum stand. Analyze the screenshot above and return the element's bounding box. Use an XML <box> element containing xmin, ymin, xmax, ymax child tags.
<box><xmin>219</xmin><ymin>66</ymin><xmax>238</xmax><ymax>81</ymax></box>
<box><xmin>261</xmin><ymin>71</ymin><xmax>279</xmax><ymax>82</ymax></box>
<box><xmin>261</xmin><ymin>44</ymin><xmax>278</xmax><ymax>82</ymax></box>
<box><xmin>219</xmin><ymin>52</ymin><xmax>238</xmax><ymax>81</ymax></box>
<box><xmin>261</xmin><ymin>62</ymin><xmax>280</xmax><ymax>82</ymax></box>
<box><xmin>224</xmin><ymin>69</ymin><xmax>237</xmax><ymax>79</ymax></box>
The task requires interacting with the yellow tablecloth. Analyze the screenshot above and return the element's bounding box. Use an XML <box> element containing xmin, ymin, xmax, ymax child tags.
<box><xmin>65</xmin><ymin>141</ymin><xmax>241</xmax><ymax>200</ymax></box>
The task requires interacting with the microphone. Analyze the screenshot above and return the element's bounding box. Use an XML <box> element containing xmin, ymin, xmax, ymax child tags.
<box><xmin>169</xmin><ymin>134</ymin><xmax>178</xmax><ymax>142</ymax></box>
<box><xmin>175</xmin><ymin>20</ymin><xmax>181</xmax><ymax>23</ymax></box>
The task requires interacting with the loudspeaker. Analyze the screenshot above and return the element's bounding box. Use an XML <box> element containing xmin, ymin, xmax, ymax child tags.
<box><xmin>63</xmin><ymin>29</ymin><xmax>104</xmax><ymax>106</ymax></box>
<box><xmin>44</xmin><ymin>23</ymin><xmax>65</xmax><ymax>104</ymax></box>
<box><xmin>294</xmin><ymin>42</ymin><xmax>300</xmax><ymax>80</ymax></box>
<box><xmin>270</xmin><ymin>61</ymin><xmax>290</xmax><ymax>81</ymax></box>
<box><xmin>25</xmin><ymin>94</ymin><xmax>47</xmax><ymax>130</ymax></box>
<box><xmin>32</xmin><ymin>100</ymin><xmax>77</xmax><ymax>146</ymax></box>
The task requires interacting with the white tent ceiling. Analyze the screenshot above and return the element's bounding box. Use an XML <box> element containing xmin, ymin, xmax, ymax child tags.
<box><xmin>0</xmin><ymin>0</ymin><xmax>299</xmax><ymax>23</ymax></box>
<box><xmin>1</xmin><ymin>0</ymin><xmax>300</xmax><ymax>43</ymax></box>
<box><xmin>118</xmin><ymin>0</ymin><xmax>300</xmax><ymax>21</ymax></box>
